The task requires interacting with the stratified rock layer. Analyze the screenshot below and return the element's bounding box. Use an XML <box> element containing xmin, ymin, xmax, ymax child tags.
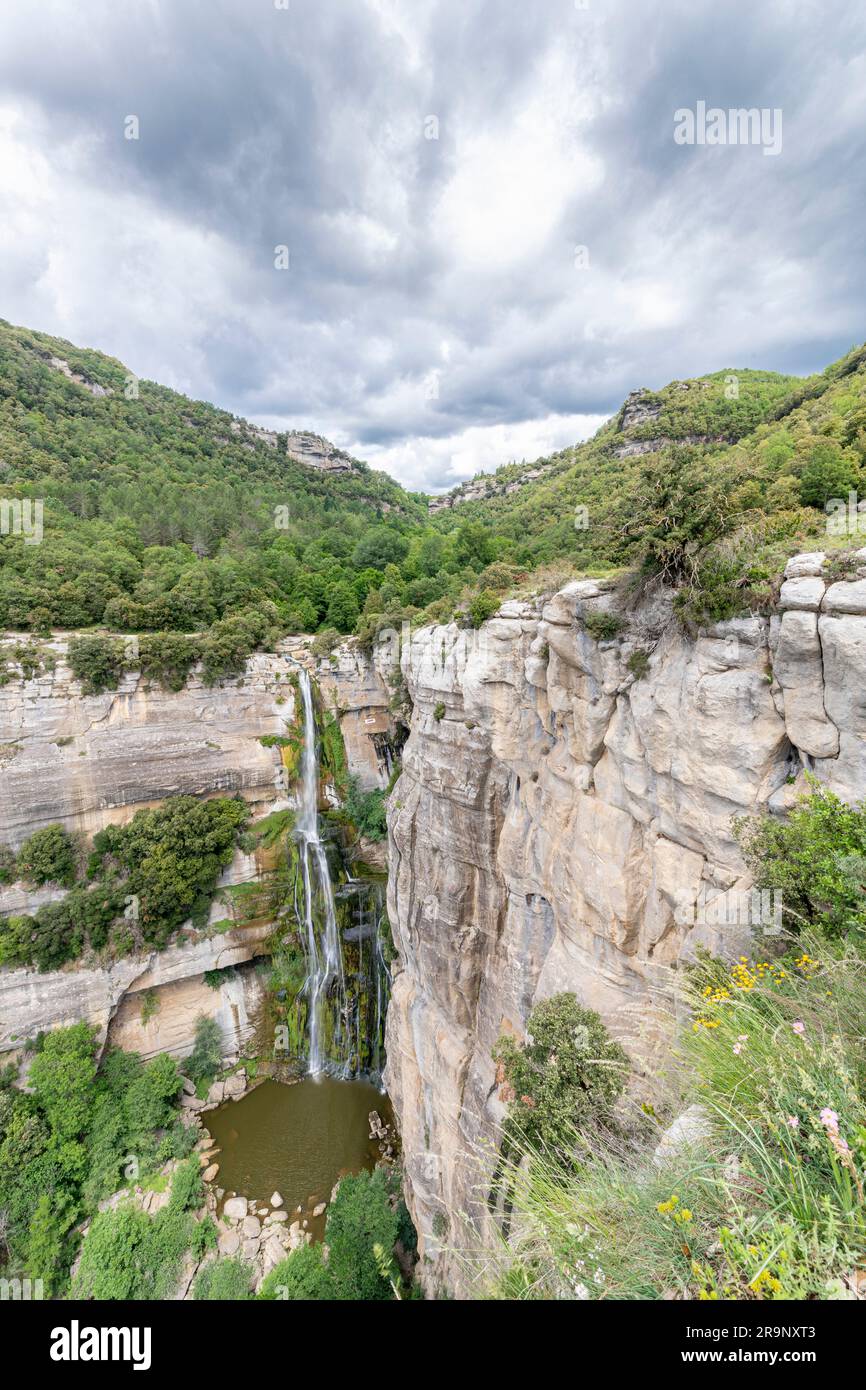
<box><xmin>384</xmin><ymin>559</ymin><xmax>866</xmax><ymax>1292</ymax></box>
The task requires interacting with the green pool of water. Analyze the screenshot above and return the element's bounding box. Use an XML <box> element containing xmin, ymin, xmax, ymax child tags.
<box><xmin>206</xmin><ymin>1076</ymin><xmax>391</xmax><ymax>1237</ymax></box>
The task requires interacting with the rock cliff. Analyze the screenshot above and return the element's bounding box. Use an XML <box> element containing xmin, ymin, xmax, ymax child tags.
<box><xmin>384</xmin><ymin>552</ymin><xmax>866</xmax><ymax>1291</ymax></box>
<box><xmin>0</xmin><ymin>636</ymin><xmax>394</xmax><ymax>1067</ymax></box>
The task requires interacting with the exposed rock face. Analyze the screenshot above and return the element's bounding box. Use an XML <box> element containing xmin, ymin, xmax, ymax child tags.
<box><xmin>428</xmin><ymin>464</ymin><xmax>557</xmax><ymax>514</ymax></box>
<box><xmin>384</xmin><ymin>557</ymin><xmax>866</xmax><ymax>1293</ymax></box>
<box><xmin>0</xmin><ymin>639</ymin><xmax>292</xmax><ymax>848</ymax></box>
<box><xmin>0</xmin><ymin>925</ymin><xmax>270</xmax><ymax>1064</ymax></box>
<box><xmin>285</xmin><ymin>430</ymin><xmax>357</xmax><ymax>473</ymax></box>
<box><xmin>0</xmin><ymin>635</ymin><xmax>394</xmax><ymax>1066</ymax></box>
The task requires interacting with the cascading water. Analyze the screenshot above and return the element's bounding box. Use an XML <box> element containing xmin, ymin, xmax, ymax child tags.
<box><xmin>295</xmin><ymin>667</ymin><xmax>346</xmax><ymax>1074</ymax></box>
<box><xmin>275</xmin><ymin>665</ymin><xmax>391</xmax><ymax>1081</ymax></box>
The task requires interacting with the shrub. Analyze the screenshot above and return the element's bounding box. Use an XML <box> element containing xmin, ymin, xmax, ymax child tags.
<box><xmin>72</xmin><ymin>1203</ymin><xmax>193</xmax><ymax>1300</ymax></box>
<box><xmin>89</xmin><ymin>794</ymin><xmax>249</xmax><ymax>946</ymax></box>
<box><xmin>491</xmin><ymin>935</ymin><xmax>866</xmax><ymax>1301</ymax></box>
<box><xmin>258</xmin><ymin>1243</ymin><xmax>334</xmax><ymax>1300</ymax></box>
<box><xmin>735</xmin><ymin>778</ymin><xmax>866</xmax><ymax>944</ymax></box>
<box><xmin>433</xmin><ymin>701</ymin><xmax>445</xmax><ymax>722</ymax></box>
<box><xmin>626</xmin><ymin>648</ymin><xmax>650</xmax><ymax>680</ymax></box>
<box><xmin>467</xmin><ymin>589</ymin><xmax>500</xmax><ymax>629</ymax></box>
<box><xmin>325</xmin><ymin>1167</ymin><xmax>401</xmax><ymax>1300</ymax></box>
<box><xmin>15</xmin><ymin>824</ymin><xmax>77</xmax><ymax>887</ymax></box>
<box><xmin>67</xmin><ymin>634</ymin><xmax>125</xmax><ymax>694</ymax></box>
<box><xmin>185</xmin><ymin>1016</ymin><xmax>223</xmax><ymax>1088</ymax></box>
<box><xmin>583</xmin><ymin>609</ymin><xmax>624</xmax><ymax>642</ymax></box>
<box><xmin>28</xmin><ymin>1022</ymin><xmax>98</xmax><ymax>1142</ymax></box>
<box><xmin>138</xmin><ymin>633</ymin><xmax>201</xmax><ymax>690</ymax></box>
<box><xmin>0</xmin><ymin>844</ymin><xmax>16</xmax><ymax>884</ymax></box>
<box><xmin>493</xmin><ymin>995</ymin><xmax>629</xmax><ymax>1160</ymax></box>
<box><xmin>343</xmin><ymin>775</ymin><xmax>388</xmax><ymax>842</ymax></box>
<box><xmin>193</xmin><ymin>1255</ymin><xmax>254</xmax><ymax>1300</ymax></box>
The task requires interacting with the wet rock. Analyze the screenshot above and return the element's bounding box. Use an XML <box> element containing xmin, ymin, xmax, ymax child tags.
<box><xmin>312</xmin><ymin>1203</ymin><xmax>326</xmax><ymax>1218</ymax></box>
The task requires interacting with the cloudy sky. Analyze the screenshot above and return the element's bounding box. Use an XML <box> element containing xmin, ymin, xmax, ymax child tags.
<box><xmin>0</xmin><ymin>1</ymin><xmax>864</xmax><ymax>492</ymax></box>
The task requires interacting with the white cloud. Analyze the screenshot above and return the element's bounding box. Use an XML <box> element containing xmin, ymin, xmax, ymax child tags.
<box><xmin>352</xmin><ymin>413</ymin><xmax>608</xmax><ymax>493</ymax></box>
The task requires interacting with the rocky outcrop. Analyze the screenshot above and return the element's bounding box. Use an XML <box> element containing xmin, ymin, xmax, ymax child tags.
<box><xmin>0</xmin><ymin>924</ymin><xmax>270</xmax><ymax>1065</ymax></box>
<box><xmin>0</xmin><ymin>635</ymin><xmax>394</xmax><ymax>1066</ymax></box>
<box><xmin>285</xmin><ymin>430</ymin><xmax>357</xmax><ymax>473</ymax></box>
<box><xmin>384</xmin><ymin>554</ymin><xmax>866</xmax><ymax>1292</ymax></box>
<box><xmin>0</xmin><ymin>639</ymin><xmax>292</xmax><ymax>849</ymax></box>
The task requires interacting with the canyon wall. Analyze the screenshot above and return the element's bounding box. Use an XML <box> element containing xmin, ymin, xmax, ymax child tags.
<box><xmin>384</xmin><ymin>552</ymin><xmax>866</xmax><ymax>1292</ymax></box>
<box><xmin>0</xmin><ymin>635</ymin><xmax>393</xmax><ymax>1066</ymax></box>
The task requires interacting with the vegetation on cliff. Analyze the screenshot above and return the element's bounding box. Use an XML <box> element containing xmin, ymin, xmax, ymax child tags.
<box><xmin>488</xmin><ymin>786</ymin><xmax>866</xmax><ymax>1301</ymax></box>
<box><xmin>4</xmin><ymin>319</ymin><xmax>865</xmax><ymax>664</ymax></box>
<box><xmin>0</xmin><ymin>1022</ymin><xmax>201</xmax><ymax>1296</ymax></box>
<box><xmin>0</xmin><ymin>794</ymin><xmax>250</xmax><ymax>968</ymax></box>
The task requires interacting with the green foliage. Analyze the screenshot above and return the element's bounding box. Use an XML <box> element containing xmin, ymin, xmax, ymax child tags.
<box><xmin>735</xmin><ymin>778</ymin><xmax>866</xmax><ymax>944</ymax></box>
<box><xmin>325</xmin><ymin>1167</ymin><xmax>401</xmax><ymax>1300</ymax></box>
<box><xmin>493</xmin><ymin>995</ymin><xmax>629</xmax><ymax>1160</ymax></box>
<box><xmin>28</xmin><ymin>1022</ymin><xmax>98</xmax><ymax>1141</ymax></box>
<box><xmin>193</xmin><ymin>1255</ymin><xmax>254</xmax><ymax>1300</ymax></box>
<box><xmin>26</xmin><ymin>1191</ymin><xmax>76</xmax><ymax>1296</ymax></box>
<box><xmin>2</xmin><ymin>323</ymin><xmax>866</xmax><ymax>649</ymax></box>
<box><xmin>343</xmin><ymin>774</ymin><xmax>388</xmax><ymax>842</ymax></box>
<box><xmin>0</xmin><ymin>320</ymin><xmax>425</xmax><ymax>642</ymax></box>
<box><xmin>137</xmin><ymin>632</ymin><xmax>201</xmax><ymax>690</ymax></box>
<box><xmin>0</xmin><ymin>845</ymin><xmax>16</xmax><ymax>883</ymax></box>
<box><xmin>626</xmin><ymin>649</ymin><xmax>650</xmax><ymax>680</ymax></box>
<box><xmin>467</xmin><ymin>589</ymin><xmax>500</xmax><ymax>628</ymax></box>
<box><xmin>67</xmin><ymin>634</ymin><xmax>125</xmax><ymax>694</ymax></box>
<box><xmin>0</xmin><ymin>1026</ymin><xmax>194</xmax><ymax>1289</ymax></box>
<box><xmin>15</xmin><ymin>823</ymin><xmax>77</xmax><ymax>887</ymax></box>
<box><xmin>168</xmin><ymin>1155</ymin><xmax>205</xmax><ymax>1214</ymax></box>
<box><xmin>492</xmin><ymin>935</ymin><xmax>866</xmax><ymax>1300</ymax></box>
<box><xmin>433</xmin><ymin>701</ymin><xmax>445</xmax><ymax>722</ymax></box>
<box><xmin>258</xmin><ymin>1243</ymin><xmax>333</xmax><ymax>1299</ymax></box>
<box><xmin>184</xmin><ymin>1015</ymin><xmax>223</xmax><ymax>1087</ymax></box>
<box><xmin>583</xmin><ymin>610</ymin><xmax>624</xmax><ymax>641</ymax></box>
<box><xmin>71</xmin><ymin>1202</ymin><xmax>194</xmax><ymax>1300</ymax></box>
<box><xmin>89</xmin><ymin>794</ymin><xmax>249</xmax><ymax>946</ymax></box>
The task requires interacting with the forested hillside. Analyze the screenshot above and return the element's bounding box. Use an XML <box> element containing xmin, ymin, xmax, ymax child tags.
<box><xmin>2</xmin><ymin>319</ymin><xmax>866</xmax><ymax>666</ymax></box>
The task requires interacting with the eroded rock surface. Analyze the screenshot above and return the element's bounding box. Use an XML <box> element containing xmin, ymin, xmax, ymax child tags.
<box><xmin>385</xmin><ymin>559</ymin><xmax>866</xmax><ymax>1292</ymax></box>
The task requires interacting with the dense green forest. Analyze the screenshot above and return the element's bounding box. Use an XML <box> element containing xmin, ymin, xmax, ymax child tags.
<box><xmin>2</xmin><ymin>319</ymin><xmax>866</xmax><ymax>665</ymax></box>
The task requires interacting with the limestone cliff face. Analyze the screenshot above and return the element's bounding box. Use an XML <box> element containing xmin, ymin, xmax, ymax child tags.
<box><xmin>384</xmin><ymin>553</ymin><xmax>866</xmax><ymax>1289</ymax></box>
<box><xmin>0</xmin><ymin>635</ymin><xmax>394</xmax><ymax>1066</ymax></box>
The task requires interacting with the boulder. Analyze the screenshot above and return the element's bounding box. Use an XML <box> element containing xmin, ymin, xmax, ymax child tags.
<box><xmin>218</xmin><ymin>1230</ymin><xmax>240</xmax><ymax>1256</ymax></box>
<box><xmin>653</xmin><ymin>1105</ymin><xmax>714</xmax><ymax>1166</ymax></box>
<box><xmin>223</xmin><ymin>1070</ymin><xmax>246</xmax><ymax>1100</ymax></box>
<box><xmin>223</xmin><ymin>1196</ymin><xmax>248</xmax><ymax>1221</ymax></box>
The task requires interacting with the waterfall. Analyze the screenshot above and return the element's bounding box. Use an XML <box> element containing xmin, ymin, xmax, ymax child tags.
<box><xmin>281</xmin><ymin>665</ymin><xmax>390</xmax><ymax>1081</ymax></box>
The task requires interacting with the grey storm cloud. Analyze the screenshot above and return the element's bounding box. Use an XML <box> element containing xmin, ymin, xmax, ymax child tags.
<box><xmin>0</xmin><ymin>0</ymin><xmax>865</xmax><ymax>491</ymax></box>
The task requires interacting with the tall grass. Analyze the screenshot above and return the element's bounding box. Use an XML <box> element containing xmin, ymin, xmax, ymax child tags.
<box><xmin>482</xmin><ymin>932</ymin><xmax>866</xmax><ymax>1300</ymax></box>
